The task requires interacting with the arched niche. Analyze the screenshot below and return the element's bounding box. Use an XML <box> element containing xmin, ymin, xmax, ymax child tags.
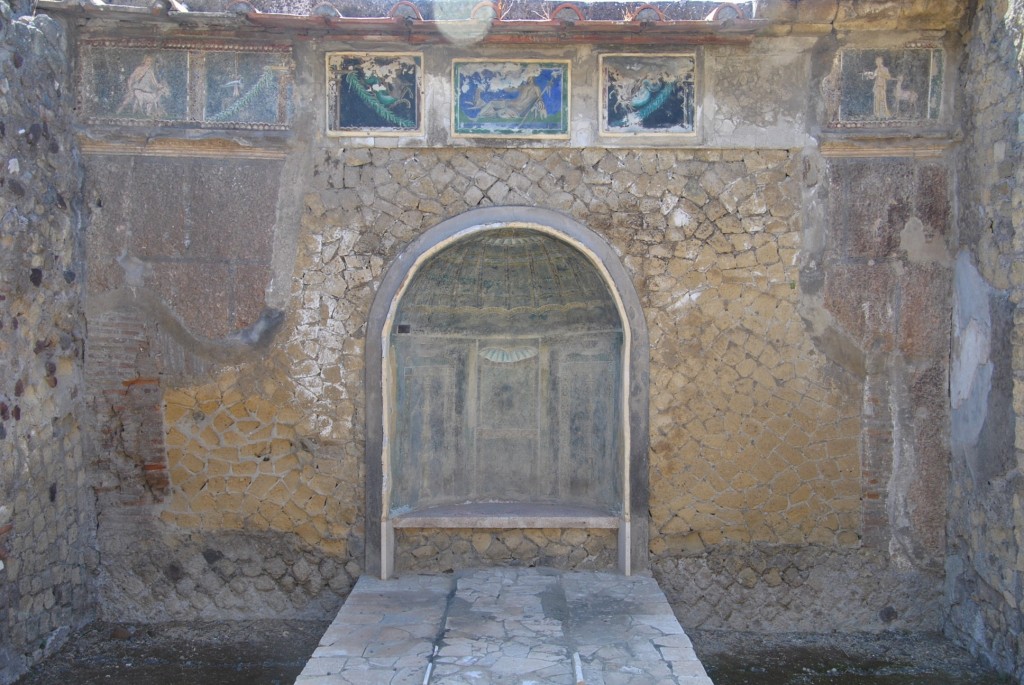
<box><xmin>365</xmin><ymin>207</ymin><xmax>649</xmax><ymax>578</ymax></box>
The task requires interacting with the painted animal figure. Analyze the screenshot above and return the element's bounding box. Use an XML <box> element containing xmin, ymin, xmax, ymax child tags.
<box><xmin>612</xmin><ymin>78</ymin><xmax>663</xmax><ymax>117</ymax></box>
<box><xmin>893</xmin><ymin>76</ymin><xmax>918</xmax><ymax>117</ymax></box>
<box><xmin>376</xmin><ymin>81</ymin><xmax>412</xmax><ymax>110</ymax></box>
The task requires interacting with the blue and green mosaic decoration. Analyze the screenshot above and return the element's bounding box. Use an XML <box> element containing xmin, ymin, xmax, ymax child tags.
<box><xmin>453</xmin><ymin>60</ymin><xmax>570</xmax><ymax>138</ymax></box>
<box><xmin>600</xmin><ymin>54</ymin><xmax>696</xmax><ymax>135</ymax></box>
<box><xmin>328</xmin><ymin>53</ymin><xmax>422</xmax><ymax>135</ymax></box>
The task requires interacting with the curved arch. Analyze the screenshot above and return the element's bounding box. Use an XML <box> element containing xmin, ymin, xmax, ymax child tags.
<box><xmin>364</xmin><ymin>206</ymin><xmax>649</xmax><ymax>577</ymax></box>
<box><xmin>388</xmin><ymin>0</ymin><xmax>423</xmax><ymax>20</ymax></box>
<box><xmin>548</xmin><ymin>2</ymin><xmax>585</xmax><ymax>22</ymax></box>
<box><xmin>627</xmin><ymin>4</ymin><xmax>666</xmax><ymax>23</ymax></box>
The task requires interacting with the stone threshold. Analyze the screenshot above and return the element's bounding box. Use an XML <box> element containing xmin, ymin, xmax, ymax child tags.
<box><xmin>295</xmin><ymin>567</ymin><xmax>713</xmax><ymax>684</ymax></box>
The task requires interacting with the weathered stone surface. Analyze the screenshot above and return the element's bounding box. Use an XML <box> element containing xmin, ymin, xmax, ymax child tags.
<box><xmin>97</xmin><ymin>520</ymin><xmax>351</xmax><ymax>621</ymax></box>
<box><xmin>84</xmin><ymin>157</ymin><xmax>282</xmax><ymax>338</ymax></box>
<box><xmin>0</xmin><ymin>4</ymin><xmax>93</xmax><ymax>683</ymax></box>
<box><xmin>823</xmin><ymin>263</ymin><xmax>896</xmax><ymax>351</ymax></box>
<box><xmin>161</xmin><ymin>368</ymin><xmax>359</xmax><ymax>559</ymax></box>
<box><xmin>76</xmin><ymin>130</ymin><xmax>963</xmax><ymax>637</ymax></box>
<box><xmin>705</xmin><ymin>40</ymin><xmax>812</xmax><ymax>148</ymax></box>
<box><xmin>810</xmin><ymin>154</ymin><xmax>952</xmax><ymax>584</ymax></box>
<box><xmin>79</xmin><ymin>142</ymin><xmax>890</xmax><ymax>626</ymax></box>
<box><xmin>655</xmin><ymin>542</ymin><xmax>943</xmax><ymax>631</ymax></box>
<box><xmin>760</xmin><ymin>0</ymin><xmax>966</xmax><ymax>31</ymax></box>
<box><xmin>948</xmin><ymin>0</ymin><xmax>1024</xmax><ymax>680</ymax></box>
<box><xmin>394</xmin><ymin>529</ymin><xmax>618</xmax><ymax>573</ymax></box>
<box><xmin>832</xmin><ymin>0</ymin><xmax>965</xmax><ymax>31</ymax></box>
<box><xmin>2</xmin><ymin>6</ymin><xmax>1012</xmax><ymax>683</ymax></box>
<box><xmin>298</xmin><ymin>569</ymin><xmax>712</xmax><ymax>685</ymax></box>
<box><xmin>899</xmin><ymin>264</ymin><xmax>951</xmax><ymax>361</ymax></box>
<box><xmin>830</xmin><ymin>159</ymin><xmax>914</xmax><ymax>260</ymax></box>
<box><xmin>149</xmin><ymin>262</ymin><xmax>233</xmax><ymax>335</ymax></box>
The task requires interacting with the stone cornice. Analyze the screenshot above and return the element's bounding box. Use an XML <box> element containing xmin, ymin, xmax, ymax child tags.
<box><xmin>40</xmin><ymin>0</ymin><xmax>766</xmax><ymax>44</ymax></box>
<box><xmin>819</xmin><ymin>135</ymin><xmax>957</xmax><ymax>159</ymax></box>
<box><xmin>77</xmin><ymin>134</ymin><xmax>290</xmax><ymax>158</ymax></box>
<box><xmin>38</xmin><ymin>0</ymin><xmax>967</xmax><ymax>40</ymax></box>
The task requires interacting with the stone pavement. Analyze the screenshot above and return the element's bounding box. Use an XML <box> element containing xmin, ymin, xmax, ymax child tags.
<box><xmin>295</xmin><ymin>567</ymin><xmax>713</xmax><ymax>685</ymax></box>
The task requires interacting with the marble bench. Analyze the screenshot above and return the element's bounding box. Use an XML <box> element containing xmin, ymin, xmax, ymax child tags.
<box><xmin>382</xmin><ymin>502</ymin><xmax>631</xmax><ymax>579</ymax></box>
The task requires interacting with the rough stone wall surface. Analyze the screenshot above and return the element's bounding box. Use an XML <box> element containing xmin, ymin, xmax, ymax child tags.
<box><xmin>394</xmin><ymin>529</ymin><xmax>619</xmax><ymax>574</ymax></box>
<box><xmin>948</xmin><ymin>0</ymin><xmax>1024</xmax><ymax>681</ymax></box>
<box><xmin>73</xmin><ymin>23</ymin><xmax>959</xmax><ymax>636</ymax></box>
<box><xmin>83</xmin><ymin>156</ymin><xmax>279</xmax><ymax>337</ymax></box>
<box><xmin>294</xmin><ymin>146</ymin><xmax>871</xmax><ymax>584</ymax></box>
<box><xmin>655</xmin><ymin>150</ymin><xmax>953</xmax><ymax>632</ymax></box>
<box><xmin>81</xmin><ymin>154</ymin><xmax>283</xmax><ymax>524</ymax></box>
<box><xmin>0</xmin><ymin>3</ymin><xmax>93</xmax><ymax>683</ymax></box>
<box><xmin>756</xmin><ymin>0</ymin><xmax>967</xmax><ymax>31</ymax></box>
<box><xmin>82</xmin><ymin>142</ymin><xmax>940</xmax><ymax>629</ymax></box>
<box><xmin>656</xmin><ymin>542</ymin><xmax>940</xmax><ymax>631</ymax></box>
<box><xmin>2</xmin><ymin>0</ymin><xmax>1010</xmax><ymax>671</ymax></box>
<box><xmin>78</xmin><ymin>151</ymin><xmax>349</xmax><ymax>620</ymax></box>
<box><xmin>818</xmin><ymin>156</ymin><xmax>952</xmax><ymax>571</ymax></box>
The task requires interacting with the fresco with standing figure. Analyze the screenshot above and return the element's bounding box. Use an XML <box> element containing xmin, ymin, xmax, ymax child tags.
<box><xmin>78</xmin><ymin>41</ymin><xmax>293</xmax><ymax>129</ymax></box>
<box><xmin>822</xmin><ymin>46</ymin><xmax>944</xmax><ymax>128</ymax></box>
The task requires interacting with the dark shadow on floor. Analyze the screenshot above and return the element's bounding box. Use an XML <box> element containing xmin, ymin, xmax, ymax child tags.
<box><xmin>689</xmin><ymin>630</ymin><xmax>1013</xmax><ymax>685</ymax></box>
<box><xmin>14</xmin><ymin>620</ymin><xmax>329</xmax><ymax>685</ymax></box>
<box><xmin>16</xmin><ymin>619</ymin><xmax>1015</xmax><ymax>685</ymax></box>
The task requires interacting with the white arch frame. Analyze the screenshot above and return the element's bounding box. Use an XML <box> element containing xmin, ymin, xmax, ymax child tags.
<box><xmin>364</xmin><ymin>207</ymin><xmax>649</xmax><ymax>578</ymax></box>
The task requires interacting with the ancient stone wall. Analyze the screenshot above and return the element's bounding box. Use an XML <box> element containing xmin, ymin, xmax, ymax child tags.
<box><xmin>80</xmin><ymin>150</ymin><xmax>353</xmax><ymax>620</ymax></box>
<box><xmin>948</xmin><ymin>0</ymin><xmax>1024</xmax><ymax>681</ymax></box>
<box><xmin>0</xmin><ymin>3</ymin><xmax>93</xmax><ymax>683</ymax></box>
<box><xmin>9</xmin><ymin>0</ymin><xmax>1024</xmax><ymax>679</ymax></box>
<box><xmin>69</xmin><ymin>1</ymin><xmax>962</xmax><ymax>640</ymax></box>
<box><xmin>84</xmin><ymin>142</ymin><xmax>950</xmax><ymax>629</ymax></box>
<box><xmin>661</xmin><ymin>147</ymin><xmax>955</xmax><ymax>630</ymax></box>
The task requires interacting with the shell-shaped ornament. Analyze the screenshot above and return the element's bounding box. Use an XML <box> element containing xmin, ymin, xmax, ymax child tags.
<box><xmin>479</xmin><ymin>346</ymin><xmax>539</xmax><ymax>363</ymax></box>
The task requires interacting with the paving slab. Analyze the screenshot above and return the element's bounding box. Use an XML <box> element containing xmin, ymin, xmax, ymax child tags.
<box><xmin>296</xmin><ymin>568</ymin><xmax>713</xmax><ymax>685</ymax></box>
